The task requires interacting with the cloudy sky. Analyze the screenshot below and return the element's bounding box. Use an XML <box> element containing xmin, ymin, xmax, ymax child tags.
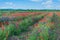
<box><xmin>0</xmin><ymin>0</ymin><xmax>60</xmax><ymax>9</ymax></box>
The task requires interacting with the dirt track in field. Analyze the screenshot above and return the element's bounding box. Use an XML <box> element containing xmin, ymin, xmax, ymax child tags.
<box><xmin>39</xmin><ymin>12</ymin><xmax>53</xmax><ymax>22</ymax></box>
<box><xmin>56</xmin><ymin>12</ymin><xmax>60</xmax><ymax>16</ymax></box>
<box><xmin>2</xmin><ymin>12</ymin><xmax>42</xmax><ymax>18</ymax></box>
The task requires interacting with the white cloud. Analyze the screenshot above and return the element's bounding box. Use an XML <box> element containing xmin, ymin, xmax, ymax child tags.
<box><xmin>0</xmin><ymin>6</ymin><xmax>13</xmax><ymax>9</ymax></box>
<box><xmin>3</xmin><ymin>2</ymin><xmax>16</xmax><ymax>8</ymax></box>
<box><xmin>30</xmin><ymin>0</ymin><xmax>41</xmax><ymax>2</ymax></box>
<box><xmin>42</xmin><ymin>0</ymin><xmax>52</xmax><ymax>5</ymax></box>
<box><xmin>41</xmin><ymin>0</ymin><xmax>53</xmax><ymax>9</ymax></box>
<box><xmin>0</xmin><ymin>2</ymin><xmax>16</xmax><ymax>9</ymax></box>
<box><xmin>5</xmin><ymin>2</ymin><xmax>14</xmax><ymax>6</ymax></box>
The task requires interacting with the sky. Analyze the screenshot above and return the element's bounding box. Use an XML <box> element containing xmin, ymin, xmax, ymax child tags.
<box><xmin>0</xmin><ymin>0</ymin><xmax>60</xmax><ymax>9</ymax></box>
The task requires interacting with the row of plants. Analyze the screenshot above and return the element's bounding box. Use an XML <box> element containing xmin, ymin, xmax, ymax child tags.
<box><xmin>27</xmin><ymin>27</ymin><xmax>40</xmax><ymax>40</ymax></box>
<box><xmin>0</xmin><ymin>24</ymin><xmax>16</xmax><ymax>40</ymax></box>
<box><xmin>37</xmin><ymin>13</ymin><xmax>58</xmax><ymax>40</ymax></box>
<box><xmin>38</xmin><ymin>22</ymin><xmax>55</xmax><ymax>40</ymax></box>
<box><xmin>0</xmin><ymin>13</ymin><xmax>47</xmax><ymax>40</ymax></box>
<box><xmin>0</xmin><ymin>12</ymin><xmax>41</xmax><ymax>23</ymax></box>
<box><xmin>26</xmin><ymin>13</ymin><xmax>56</xmax><ymax>40</ymax></box>
<box><xmin>37</xmin><ymin>13</ymin><xmax>57</xmax><ymax>40</ymax></box>
<box><xmin>26</xmin><ymin>22</ymin><xmax>51</xmax><ymax>40</ymax></box>
<box><xmin>25</xmin><ymin>18</ymin><xmax>47</xmax><ymax>40</ymax></box>
<box><xmin>14</xmin><ymin>14</ymin><xmax>46</xmax><ymax>35</ymax></box>
<box><xmin>17</xmin><ymin>13</ymin><xmax>49</xmax><ymax>40</ymax></box>
<box><xmin>12</xmin><ymin>12</ymin><xmax>42</xmax><ymax>21</ymax></box>
<box><xmin>51</xmin><ymin>13</ymin><xmax>60</xmax><ymax>40</ymax></box>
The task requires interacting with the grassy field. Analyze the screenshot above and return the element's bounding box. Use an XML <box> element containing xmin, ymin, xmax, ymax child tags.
<box><xmin>0</xmin><ymin>9</ymin><xmax>60</xmax><ymax>40</ymax></box>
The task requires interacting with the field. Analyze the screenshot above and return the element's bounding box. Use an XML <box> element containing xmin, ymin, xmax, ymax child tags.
<box><xmin>0</xmin><ymin>9</ymin><xmax>60</xmax><ymax>40</ymax></box>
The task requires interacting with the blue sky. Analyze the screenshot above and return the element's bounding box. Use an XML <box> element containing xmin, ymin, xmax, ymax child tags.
<box><xmin>0</xmin><ymin>0</ymin><xmax>60</xmax><ymax>9</ymax></box>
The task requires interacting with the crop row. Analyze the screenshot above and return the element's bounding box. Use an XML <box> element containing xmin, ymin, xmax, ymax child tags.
<box><xmin>26</xmin><ymin>13</ymin><xmax>56</xmax><ymax>40</ymax></box>
<box><xmin>0</xmin><ymin>13</ymin><xmax>47</xmax><ymax>40</ymax></box>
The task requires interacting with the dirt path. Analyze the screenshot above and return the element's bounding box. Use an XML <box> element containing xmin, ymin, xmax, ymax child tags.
<box><xmin>2</xmin><ymin>12</ymin><xmax>42</xmax><ymax>18</ymax></box>
<box><xmin>39</xmin><ymin>12</ymin><xmax>53</xmax><ymax>22</ymax></box>
<box><xmin>56</xmin><ymin>12</ymin><xmax>60</xmax><ymax>16</ymax></box>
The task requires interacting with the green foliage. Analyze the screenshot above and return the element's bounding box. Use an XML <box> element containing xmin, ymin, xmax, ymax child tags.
<box><xmin>38</xmin><ymin>23</ymin><xmax>49</xmax><ymax>40</ymax></box>
<box><xmin>27</xmin><ymin>22</ymin><xmax>50</xmax><ymax>40</ymax></box>
<box><xmin>19</xmin><ymin>18</ymin><xmax>33</xmax><ymax>31</ymax></box>
<box><xmin>27</xmin><ymin>27</ymin><xmax>39</xmax><ymax>40</ymax></box>
<box><xmin>51</xmin><ymin>13</ymin><xmax>57</xmax><ymax>22</ymax></box>
<box><xmin>19</xmin><ymin>15</ymin><xmax>44</xmax><ymax>32</ymax></box>
<box><xmin>0</xmin><ymin>24</ymin><xmax>15</xmax><ymax>40</ymax></box>
<box><xmin>0</xmin><ymin>13</ymin><xmax>45</xmax><ymax>40</ymax></box>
